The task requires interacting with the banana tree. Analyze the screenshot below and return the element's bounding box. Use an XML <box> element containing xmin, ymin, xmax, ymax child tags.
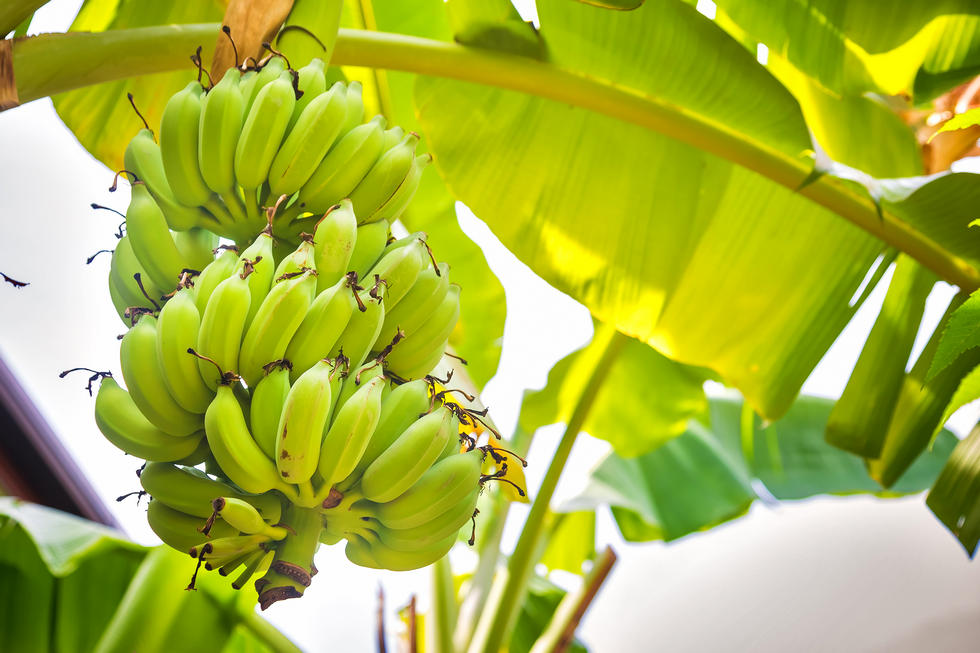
<box><xmin>4</xmin><ymin>0</ymin><xmax>980</xmax><ymax>650</ymax></box>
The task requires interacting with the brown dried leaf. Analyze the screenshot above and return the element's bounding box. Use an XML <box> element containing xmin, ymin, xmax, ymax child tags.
<box><xmin>212</xmin><ymin>0</ymin><xmax>294</xmax><ymax>78</ymax></box>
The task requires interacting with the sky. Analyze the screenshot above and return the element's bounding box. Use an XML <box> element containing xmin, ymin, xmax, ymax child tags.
<box><xmin>3</xmin><ymin>1</ymin><xmax>980</xmax><ymax>651</ymax></box>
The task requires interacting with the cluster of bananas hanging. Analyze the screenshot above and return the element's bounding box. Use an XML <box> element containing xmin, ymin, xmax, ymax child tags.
<box><xmin>83</xmin><ymin>52</ymin><xmax>521</xmax><ymax>610</ymax></box>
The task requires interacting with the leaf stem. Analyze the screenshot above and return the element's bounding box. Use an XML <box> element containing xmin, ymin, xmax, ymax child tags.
<box><xmin>430</xmin><ymin>554</ymin><xmax>456</xmax><ymax>653</ymax></box>
<box><xmin>10</xmin><ymin>25</ymin><xmax>979</xmax><ymax>289</ymax></box>
<box><xmin>469</xmin><ymin>325</ymin><xmax>627</xmax><ymax>653</ymax></box>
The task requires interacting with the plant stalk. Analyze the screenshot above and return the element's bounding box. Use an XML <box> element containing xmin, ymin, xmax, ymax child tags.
<box><xmin>9</xmin><ymin>26</ymin><xmax>979</xmax><ymax>290</ymax></box>
<box><xmin>430</xmin><ymin>554</ymin><xmax>457</xmax><ymax>653</ymax></box>
<box><xmin>468</xmin><ymin>325</ymin><xmax>627</xmax><ymax>653</ymax></box>
<box><xmin>240</xmin><ymin>608</ymin><xmax>304</xmax><ymax>653</ymax></box>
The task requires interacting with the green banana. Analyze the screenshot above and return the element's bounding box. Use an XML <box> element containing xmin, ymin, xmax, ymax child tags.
<box><xmin>94</xmin><ymin>377</ymin><xmax>204</xmax><ymax>462</ymax></box>
<box><xmin>287</xmin><ymin>58</ymin><xmax>327</xmax><ymax>132</ymax></box>
<box><xmin>241</xmin><ymin>55</ymin><xmax>287</xmax><ymax>117</ymax></box>
<box><xmin>373</xmin><ymin>153</ymin><xmax>432</xmax><ymax>223</ymax></box>
<box><xmin>310</xmin><ymin>199</ymin><xmax>357</xmax><ymax>292</ymax></box>
<box><xmin>211</xmin><ymin>497</ymin><xmax>288</xmax><ymax>539</ymax></box>
<box><xmin>346</xmin><ymin>530</ymin><xmax>456</xmax><ymax>572</ymax></box>
<box><xmin>155</xmin><ymin>283</ymin><xmax>213</xmax><ymax>413</ymax></box>
<box><xmin>285</xmin><ymin>275</ymin><xmax>359</xmax><ymax>381</ymax></box>
<box><xmin>333</xmin><ymin>361</ymin><xmax>386</xmax><ymax>416</ymax></box>
<box><xmin>328</xmin><ymin>286</ymin><xmax>385</xmax><ymax>370</ymax></box>
<box><xmin>139</xmin><ymin>462</ymin><xmax>282</xmax><ymax>522</ymax></box>
<box><xmin>359</xmin><ymin>406</ymin><xmax>458</xmax><ymax>503</ymax></box>
<box><xmin>296</xmin><ymin>115</ymin><xmax>386</xmax><ymax>214</ymax></box>
<box><xmin>373</xmin><ymin>449</ymin><xmax>483</xmax><ymax>530</ymax></box>
<box><xmin>374</xmin><ymin>486</ymin><xmax>479</xmax><ymax>552</ymax></box>
<box><xmin>381</xmin><ymin>125</ymin><xmax>405</xmax><ymax>152</ymax></box>
<box><xmin>145</xmin><ymin>499</ymin><xmax>237</xmax><ymax>553</ymax></box>
<box><xmin>365</xmin><ymin>236</ymin><xmax>427</xmax><ymax>309</ymax></box>
<box><xmin>340</xmin><ymin>379</ymin><xmax>432</xmax><ymax>489</ymax></box>
<box><xmin>196</xmin><ymin>267</ymin><xmax>252</xmax><ymax>390</ymax></box>
<box><xmin>120</xmin><ymin>314</ymin><xmax>203</xmax><ymax>436</ymax></box>
<box><xmin>198</xmin><ymin>67</ymin><xmax>246</xmax><ymax>219</ymax></box>
<box><xmin>124</xmin><ymin>128</ymin><xmax>209</xmax><ymax>231</ymax></box>
<box><xmin>275</xmin><ymin>358</ymin><xmax>338</xmax><ymax>486</ymax></box>
<box><xmin>190</xmin><ymin>534</ymin><xmax>270</xmax><ymax>564</ymax></box>
<box><xmin>318</xmin><ymin>375</ymin><xmax>386</xmax><ymax>488</ymax></box>
<box><xmin>239</xmin><ymin>230</ymin><xmax>276</xmax><ymax>329</ymax></box>
<box><xmin>238</xmin><ymin>268</ymin><xmax>317</xmax><ymax>387</ymax></box>
<box><xmin>193</xmin><ymin>246</ymin><xmax>239</xmax><ymax>314</ymax></box>
<box><xmin>341</xmin><ymin>81</ymin><xmax>365</xmax><ymax>133</ymax></box>
<box><xmin>272</xmin><ymin>236</ymin><xmax>316</xmax><ymax>280</ymax></box>
<box><xmin>109</xmin><ymin>235</ymin><xmax>162</xmax><ymax>312</ymax></box>
<box><xmin>384</xmin><ymin>284</ymin><xmax>461</xmax><ymax>380</ymax></box>
<box><xmin>205</xmin><ymin>383</ymin><xmax>296</xmax><ymax>497</ymax></box>
<box><xmin>374</xmin><ymin>262</ymin><xmax>449</xmax><ymax>351</ymax></box>
<box><xmin>268</xmin><ymin>80</ymin><xmax>348</xmax><ymax>197</ymax></box>
<box><xmin>250</xmin><ymin>360</ymin><xmax>292</xmax><ymax>460</ymax></box>
<box><xmin>159</xmin><ymin>80</ymin><xmax>213</xmax><ymax>208</ymax></box>
<box><xmin>172</xmin><ymin>228</ymin><xmax>219</xmax><ymax>273</ymax></box>
<box><xmin>107</xmin><ymin>272</ymin><xmax>130</xmax><ymax>325</ymax></box>
<box><xmin>347</xmin><ymin>221</ymin><xmax>390</xmax><ymax>280</ymax></box>
<box><xmin>232</xmin><ymin>548</ymin><xmax>275</xmax><ymax>590</ymax></box>
<box><xmin>235</xmin><ymin>69</ymin><xmax>297</xmax><ymax>193</ymax></box>
<box><xmin>348</xmin><ymin>132</ymin><xmax>419</xmax><ymax>223</ymax></box>
<box><xmin>125</xmin><ymin>183</ymin><xmax>187</xmax><ymax>290</ymax></box>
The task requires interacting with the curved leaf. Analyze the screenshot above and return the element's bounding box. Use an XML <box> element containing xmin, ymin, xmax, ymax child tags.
<box><xmin>562</xmin><ymin>397</ymin><xmax>958</xmax><ymax>542</ymax></box>
<box><xmin>928</xmin><ymin>288</ymin><xmax>980</xmax><ymax>381</ymax></box>
<box><xmin>927</xmin><ymin>423</ymin><xmax>980</xmax><ymax>556</ymax></box>
<box><xmin>417</xmin><ymin>0</ymin><xmax>886</xmax><ymax>419</ymax></box>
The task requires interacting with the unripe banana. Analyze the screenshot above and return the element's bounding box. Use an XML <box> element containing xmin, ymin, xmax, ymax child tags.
<box><xmin>275</xmin><ymin>358</ymin><xmax>338</xmax><ymax>485</ymax></box>
<box><xmin>272</xmin><ymin>236</ymin><xmax>316</xmax><ymax>280</ymax></box>
<box><xmin>311</xmin><ymin>200</ymin><xmax>357</xmax><ymax>292</ymax></box>
<box><xmin>241</xmin><ymin>56</ymin><xmax>287</xmax><ymax>117</ymax></box>
<box><xmin>384</xmin><ymin>285</ymin><xmax>460</xmax><ymax>380</ymax></box>
<box><xmin>333</xmin><ymin>361</ymin><xmax>386</xmax><ymax>417</ymax></box>
<box><xmin>318</xmin><ymin>375</ymin><xmax>386</xmax><ymax>488</ymax></box>
<box><xmin>124</xmin><ymin>128</ymin><xmax>208</xmax><ymax>231</ymax></box>
<box><xmin>146</xmin><ymin>499</ymin><xmax>237</xmax><ymax>554</ymax></box>
<box><xmin>172</xmin><ymin>228</ymin><xmax>219</xmax><ymax>273</ymax></box>
<box><xmin>197</xmin><ymin>269</ymin><xmax>251</xmax><ymax>390</ymax></box>
<box><xmin>155</xmin><ymin>284</ymin><xmax>213</xmax><ymax>413</ymax></box>
<box><xmin>205</xmin><ymin>383</ymin><xmax>294</xmax><ymax>497</ymax></box>
<box><xmin>347</xmin><ymin>221</ymin><xmax>390</xmax><ymax>280</ymax></box>
<box><xmin>340</xmin><ymin>378</ymin><xmax>431</xmax><ymax>489</ymax></box>
<box><xmin>374</xmin><ymin>153</ymin><xmax>432</xmax><ymax>223</ymax></box>
<box><xmin>373</xmin><ymin>449</ymin><xmax>483</xmax><ymax>530</ymax></box>
<box><xmin>190</xmin><ymin>534</ymin><xmax>270</xmax><ymax>563</ymax></box>
<box><xmin>238</xmin><ymin>269</ymin><xmax>317</xmax><ymax>387</ymax></box>
<box><xmin>107</xmin><ymin>272</ymin><xmax>130</xmax><ymax>325</ymax></box>
<box><xmin>139</xmin><ymin>462</ymin><xmax>282</xmax><ymax>523</ymax></box>
<box><xmin>235</xmin><ymin>70</ymin><xmax>297</xmax><ymax>192</ymax></box>
<box><xmin>198</xmin><ymin>67</ymin><xmax>245</xmax><ymax>196</ymax></box>
<box><xmin>374</xmin><ymin>263</ymin><xmax>449</xmax><ymax>351</ymax></box>
<box><xmin>342</xmin><ymin>81</ymin><xmax>365</xmax><ymax>132</ymax></box>
<box><xmin>250</xmin><ymin>360</ymin><xmax>293</xmax><ymax>460</ymax></box>
<box><xmin>193</xmin><ymin>246</ymin><xmax>239</xmax><ymax>314</ymax></box>
<box><xmin>239</xmin><ymin>231</ymin><xmax>276</xmax><ymax>329</ymax></box>
<box><xmin>381</xmin><ymin>125</ymin><xmax>405</xmax><ymax>152</ymax></box>
<box><xmin>359</xmin><ymin>406</ymin><xmax>457</xmax><ymax>503</ymax></box>
<box><xmin>125</xmin><ymin>183</ymin><xmax>187</xmax><ymax>290</ymax></box>
<box><xmin>365</xmin><ymin>236</ymin><xmax>427</xmax><ymax>309</ymax></box>
<box><xmin>110</xmin><ymin>235</ymin><xmax>162</xmax><ymax>312</ymax></box>
<box><xmin>297</xmin><ymin>115</ymin><xmax>386</xmax><ymax>213</ymax></box>
<box><xmin>328</xmin><ymin>286</ymin><xmax>385</xmax><ymax>370</ymax></box>
<box><xmin>232</xmin><ymin>548</ymin><xmax>275</xmax><ymax>590</ymax></box>
<box><xmin>285</xmin><ymin>275</ymin><xmax>358</xmax><ymax>381</ymax></box>
<box><xmin>346</xmin><ymin>530</ymin><xmax>456</xmax><ymax>572</ymax></box>
<box><xmin>374</xmin><ymin>486</ymin><xmax>479</xmax><ymax>552</ymax></box>
<box><xmin>159</xmin><ymin>80</ymin><xmax>213</xmax><ymax>208</ymax></box>
<box><xmin>348</xmin><ymin>133</ymin><xmax>419</xmax><ymax>223</ymax></box>
<box><xmin>268</xmin><ymin>81</ymin><xmax>348</xmax><ymax>197</ymax></box>
<box><xmin>287</xmin><ymin>58</ymin><xmax>327</xmax><ymax>131</ymax></box>
<box><xmin>94</xmin><ymin>377</ymin><xmax>204</xmax><ymax>462</ymax></box>
<box><xmin>120</xmin><ymin>314</ymin><xmax>203</xmax><ymax>436</ymax></box>
<box><xmin>211</xmin><ymin>497</ymin><xmax>288</xmax><ymax>539</ymax></box>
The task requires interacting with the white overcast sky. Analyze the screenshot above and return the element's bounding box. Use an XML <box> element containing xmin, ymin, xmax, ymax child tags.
<box><xmin>2</xmin><ymin>1</ymin><xmax>980</xmax><ymax>651</ymax></box>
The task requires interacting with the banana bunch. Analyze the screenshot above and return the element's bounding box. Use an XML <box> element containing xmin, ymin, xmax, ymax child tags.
<box><xmin>84</xmin><ymin>48</ymin><xmax>525</xmax><ymax>611</ymax></box>
<box><xmin>120</xmin><ymin>54</ymin><xmax>429</xmax><ymax>250</ymax></box>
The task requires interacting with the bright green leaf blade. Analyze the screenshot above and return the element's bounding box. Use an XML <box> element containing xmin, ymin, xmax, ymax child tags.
<box><xmin>929</xmin><ymin>107</ymin><xmax>980</xmax><ymax>141</ymax></box>
<box><xmin>927</xmin><ymin>288</ymin><xmax>980</xmax><ymax>381</ymax></box>
<box><xmin>510</xmin><ymin>576</ymin><xmax>588</xmax><ymax>653</ymax></box>
<box><xmin>417</xmin><ymin>0</ymin><xmax>886</xmax><ymax>419</ymax></box>
<box><xmin>938</xmin><ymin>364</ymin><xmax>980</xmax><ymax>434</ymax></box>
<box><xmin>826</xmin><ymin>256</ymin><xmax>936</xmax><ymax>458</ymax></box>
<box><xmin>539</xmin><ymin>511</ymin><xmax>595</xmax><ymax>574</ymax></box>
<box><xmin>52</xmin><ymin>0</ymin><xmax>224</xmax><ymax>171</ymax></box>
<box><xmin>914</xmin><ymin>14</ymin><xmax>980</xmax><ymax>101</ymax></box>
<box><xmin>519</xmin><ymin>325</ymin><xmax>710</xmax><ymax>458</ymax></box>
<box><xmin>0</xmin><ymin>522</ymin><xmax>56</xmax><ymax>652</ymax></box>
<box><xmin>446</xmin><ymin>0</ymin><xmax>546</xmax><ymax>58</ymax></box>
<box><xmin>564</xmin><ymin>396</ymin><xmax>957</xmax><ymax>542</ymax></box>
<box><xmin>575</xmin><ymin>0</ymin><xmax>644</xmax><ymax>9</ymax></box>
<box><xmin>927</xmin><ymin>422</ymin><xmax>980</xmax><ymax>557</ymax></box>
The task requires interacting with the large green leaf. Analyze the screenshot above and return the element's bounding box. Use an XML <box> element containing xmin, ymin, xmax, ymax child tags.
<box><xmin>52</xmin><ymin>0</ymin><xmax>225</xmax><ymax>171</ymax></box>
<box><xmin>353</xmin><ymin>0</ymin><xmax>507</xmax><ymax>388</ymax></box>
<box><xmin>928</xmin><ymin>288</ymin><xmax>980</xmax><ymax>381</ymax></box>
<box><xmin>416</xmin><ymin>0</ymin><xmax>887</xmax><ymax>419</ymax></box>
<box><xmin>927</xmin><ymin>422</ymin><xmax>980</xmax><ymax>556</ymax></box>
<box><xmin>0</xmin><ymin>498</ymin><xmax>288</xmax><ymax>652</ymax></box>
<box><xmin>562</xmin><ymin>397</ymin><xmax>958</xmax><ymax>542</ymax></box>
<box><xmin>519</xmin><ymin>324</ymin><xmax>711</xmax><ymax>458</ymax></box>
<box><xmin>714</xmin><ymin>0</ymin><xmax>980</xmax><ymax>98</ymax></box>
